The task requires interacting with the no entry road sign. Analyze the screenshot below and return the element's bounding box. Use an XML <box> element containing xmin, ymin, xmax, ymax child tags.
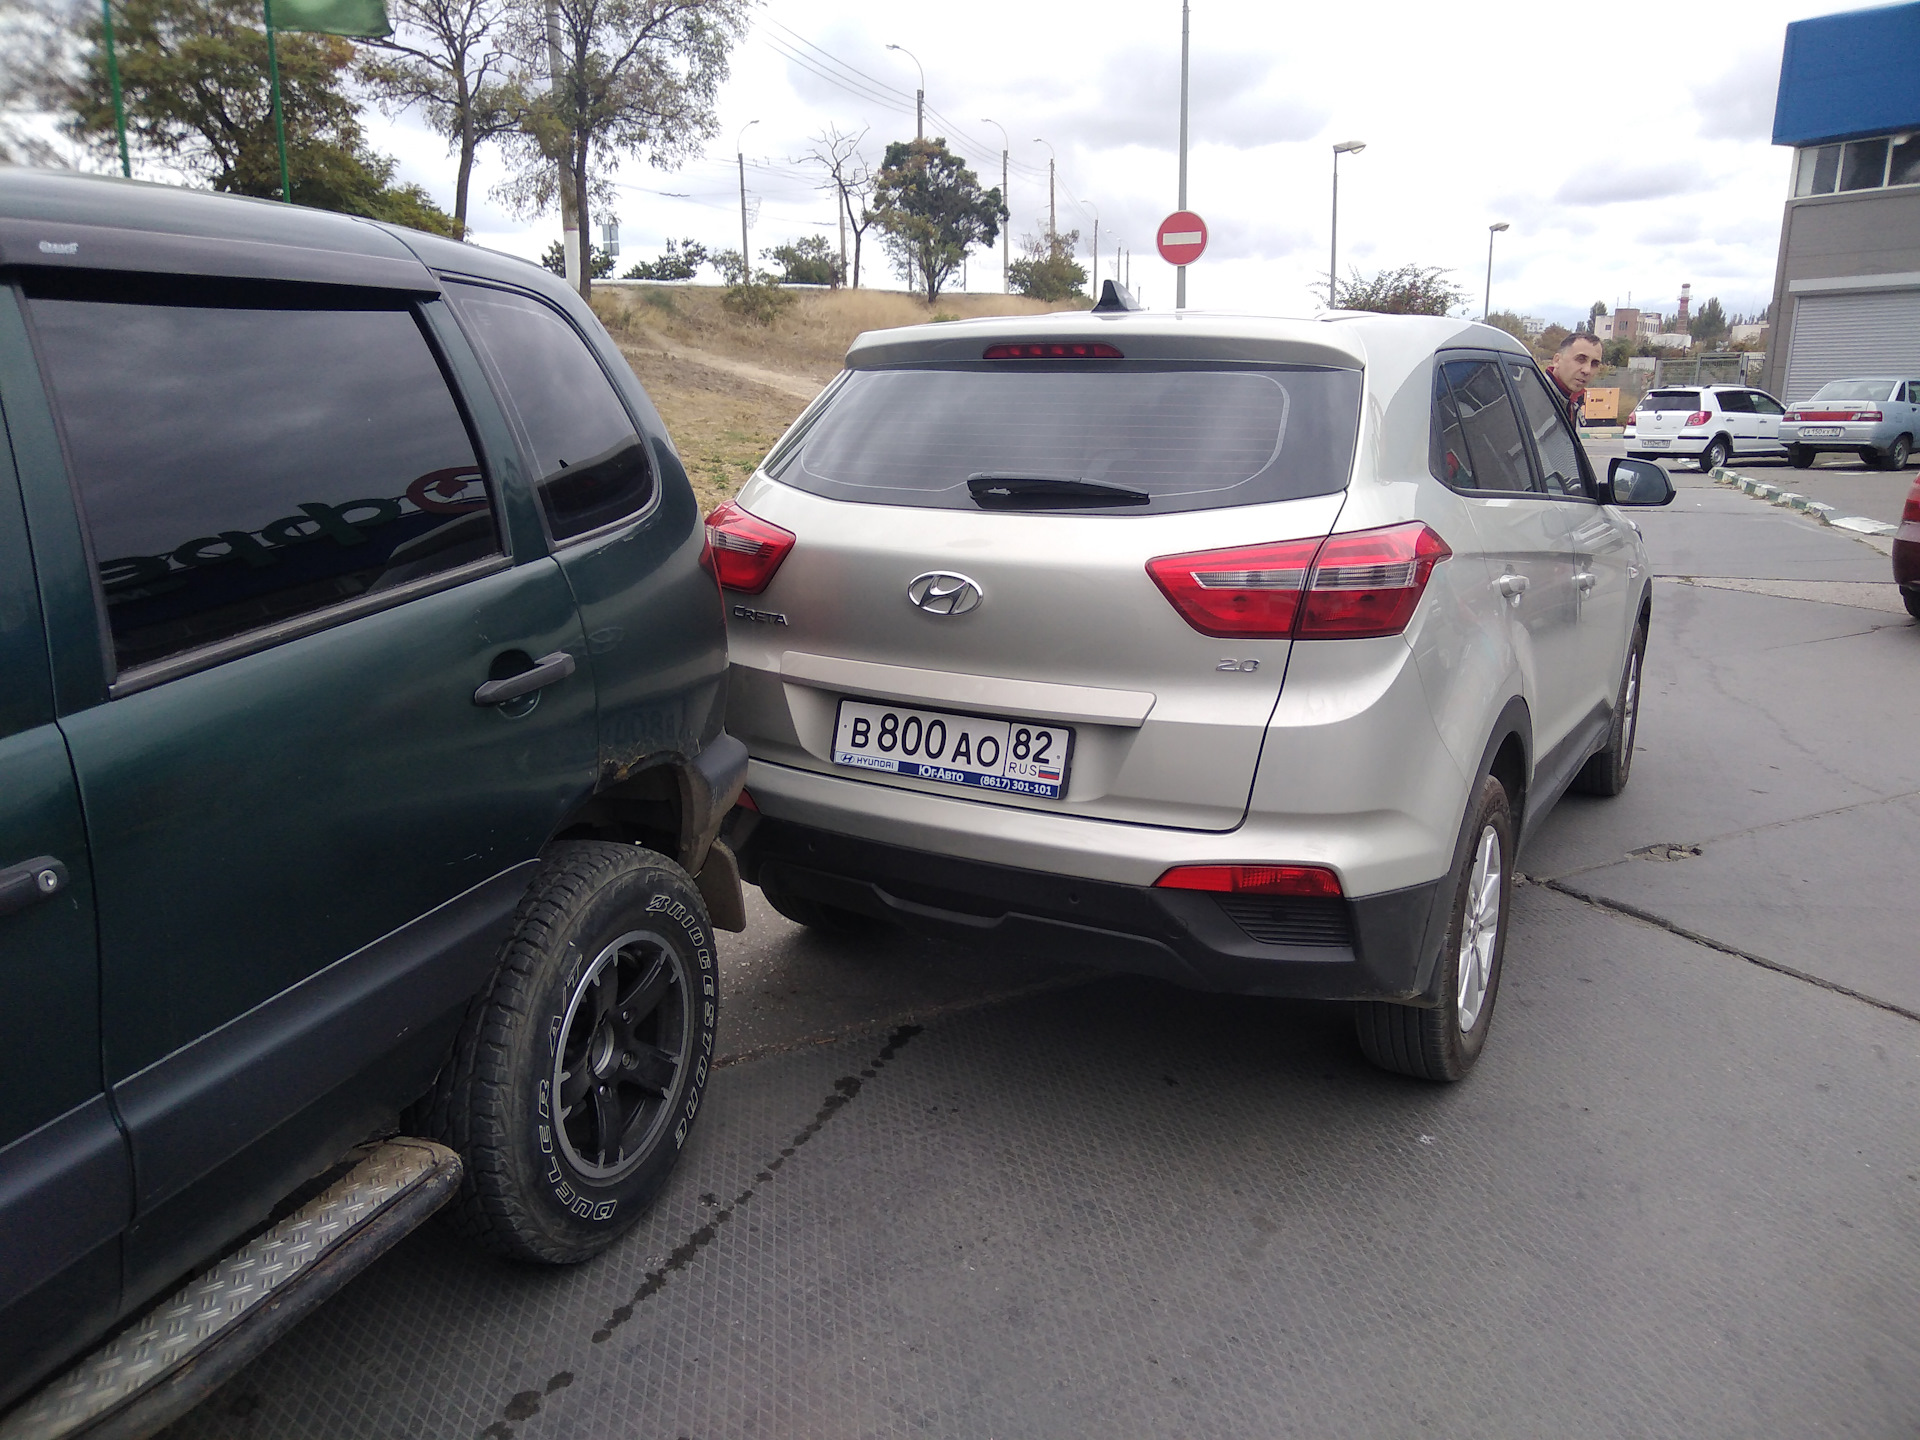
<box><xmin>1157</xmin><ymin>211</ymin><xmax>1208</xmax><ymax>266</ymax></box>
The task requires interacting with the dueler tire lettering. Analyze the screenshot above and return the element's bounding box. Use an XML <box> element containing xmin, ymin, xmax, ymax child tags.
<box><xmin>422</xmin><ymin>840</ymin><xmax>718</xmax><ymax>1264</ymax></box>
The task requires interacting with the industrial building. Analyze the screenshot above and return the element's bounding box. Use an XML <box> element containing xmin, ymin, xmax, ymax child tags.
<box><xmin>1762</xmin><ymin>0</ymin><xmax>1920</xmax><ymax>401</ymax></box>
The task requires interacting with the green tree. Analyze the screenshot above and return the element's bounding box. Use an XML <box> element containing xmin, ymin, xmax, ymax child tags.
<box><xmin>1481</xmin><ymin>309</ymin><xmax>1530</xmax><ymax>343</ymax></box>
<box><xmin>496</xmin><ymin>0</ymin><xmax>748</xmax><ymax>303</ymax></box>
<box><xmin>1007</xmin><ymin>227</ymin><xmax>1086</xmax><ymax>301</ymax></box>
<box><xmin>66</xmin><ymin>0</ymin><xmax>456</xmax><ymax>231</ymax></box>
<box><xmin>1590</xmin><ymin>299</ymin><xmax>1608</xmax><ymax>325</ymax></box>
<box><xmin>764</xmin><ymin>234</ymin><xmax>842</xmax><ymax>286</ymax></box>
<box><xmin>1333</xmin><ymin>263</ymin><xmax>1465</xmax><ymax>316</ymax></box>
<box><xmin>623</xmin><ymin>235</ymin><xmax>706</xmax><ymax>279</ymax></box>
<box><xmin>355</xmin><ymin>0</ymin><xmax>516</xmax><ymax>237</ymax></box>
<box><xmin>871</xmin><ymin>136</ymin><xmax>1004</xmax><ymax>303</ymax></box>
<box><xmin>1690</xmin><ymin>295</ymin><xmax>1729</xmax><ymax>348</ymax></box>
<box><xmin>542</xmin><ymin>238</ymin><xmax>613</xmax><ymax>277</ymax></box>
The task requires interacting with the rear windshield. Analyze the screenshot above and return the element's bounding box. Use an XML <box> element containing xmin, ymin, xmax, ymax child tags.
<box><xmin>763</xmin><ymin>363</ymin><xmax>1363</xmax><ymax>514</ymax></box>
<box><xmin>1641</xmin><ymin>391</ymin><xmax>1703</xmax><ymax>411</ymax></box>
<box><xmin>1808</xmin><ymin>379</ymin><xmax>1895</xmax><ymax>402</ymax></box>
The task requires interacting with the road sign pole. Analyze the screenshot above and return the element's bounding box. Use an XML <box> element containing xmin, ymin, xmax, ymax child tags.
<box><xmin>1176</xmin><ymin>0</ymin><xmax>1190</xmax><ymax>309</ymax></box>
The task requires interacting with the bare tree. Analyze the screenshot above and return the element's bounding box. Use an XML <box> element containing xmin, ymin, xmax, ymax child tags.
<box><xmin>495</xmin><ymin>0</ymin><xmax>748</xmax><ymax>302</ymax></box>
<box><xmin>356</xmin><ymin>0</ymin><xmax>515</xmax><ymax>236</ymax></box>
<box><xmin>800</xmin><ymin>122</ymin><xmax>875</xmax><ymax>288</ymax></box>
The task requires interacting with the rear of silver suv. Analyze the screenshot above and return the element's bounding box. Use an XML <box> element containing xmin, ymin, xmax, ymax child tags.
<box><xmin>718</xmin><ymin>309</ymin><xmax>1668</xmax><ymax>1080</ymax></box>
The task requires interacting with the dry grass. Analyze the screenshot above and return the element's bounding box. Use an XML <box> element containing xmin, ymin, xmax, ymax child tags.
<box><xmin>594</xmin><ymin>284</ymin><xmax>1089</xmax><ymax>509</ymax></box>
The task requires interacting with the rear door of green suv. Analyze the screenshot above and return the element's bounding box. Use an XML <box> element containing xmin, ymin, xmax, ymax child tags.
<box><xmin>5</xmin><ymin>260</ymin><xmax>599</xmax><ymax>1312</ymax></box>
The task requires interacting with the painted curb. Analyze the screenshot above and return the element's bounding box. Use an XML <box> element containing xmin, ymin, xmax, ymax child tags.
<box><xmin>1715</xmin><ymin>467</ymin><xmax>1896</xmax><ymax>537</ymax></box>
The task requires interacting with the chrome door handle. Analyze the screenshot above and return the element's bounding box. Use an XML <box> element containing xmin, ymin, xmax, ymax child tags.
<box><xmin>1496</xmin><ymin>573</ymin><xmax>1530</xmax><ymax>602</ymax></box>
<box><xmin>1574</xmin><ymin>571</ymin><xmax>1597</xmax><ymax>592</ymax></box>
<box><xmin>0</xmin><ymin>855</ymin><xmax>68</xmax><ymax>918</ymax></box>
<box><xmin>473</xmin><ymin>650</ymin><xmax>577</xmax><ymax>706</ymax></box>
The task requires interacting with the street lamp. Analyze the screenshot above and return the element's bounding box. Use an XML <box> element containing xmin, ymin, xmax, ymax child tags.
<box><xmin>1484</xmin><ymin>221</ymin><xmax>1510</xmax><ymax>321</ymax></box>
<box><xmin>736</xmin><ymin>118</ymin><xmax>759</xmax><ymax>284</ymax></box>
<box><xmin>886</xmin><ymin>44</ymin><xmax>924</xmax><ymax>140</ymax></box>
<box><xmin>981</xmin><ymin>116</ymin><xmax>1010</xmax><ymax>292</ymax></box>
<box><xmin>1329</xmin><ymin>139</ymin><xmax>1365</xmax><ymax>309</ymax></box>
<box><xmin>1033</xmin><ymin>137</ymin><xmax>1056</xmax><ymax>241</ymax></box>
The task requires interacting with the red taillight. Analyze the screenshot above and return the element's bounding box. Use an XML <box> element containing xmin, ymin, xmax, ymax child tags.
<box><xmin>982</xmin><ymin>342</ymin><xmax>1125</xmax><ymax>359</ymax></box>
<box><xmin>1903</xmin><ymin>481</ymin><xmax>1920</xmax><ymax>525</ymax></box>
<box><xmin>736</xmin><ymin>788</ymin><xmax>759</xmax><ymax>812</ymax></box>
<box><xmin>1155</xmin><ymin>864</ymin><xmax>1344</xmax><ymax>897</ymax></box>
<box><xmin>1853</xmin><ymin>410</ymin><xmax>1883</xmax><ymax>422</ymax></box>
<box><xmin>1147</xmin><ymin>522</ymin><xmax>1451</xmax><ymax>641</ymax></box>
<box><xmin>1145</xmin><ymin>536</ymin><xmax>1319</xmax><ymax>637</ymax></box>
<box><xmin>1297</xmin><ymin>522</ymin><xmax>1453</xmax><ymax>639</ymax></box>
<box><xmin>1686</xmin><ymin>410</ymin><xmax>1711</xmax><ymax>426</ymax></box>
<box><xmin>704</xmin><ymin>500</ymin><xmax>795</xmax><ymax>595</ymax></box>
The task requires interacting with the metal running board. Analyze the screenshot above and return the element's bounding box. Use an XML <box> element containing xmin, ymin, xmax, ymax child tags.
<box><xmin>0</xmin><ymin>1138</ymin><xmax>462</xmax><ymax>1440</ymax></box>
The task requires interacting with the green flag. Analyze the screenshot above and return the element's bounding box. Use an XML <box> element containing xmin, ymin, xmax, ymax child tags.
<box><xmin>268</xmin><ymin>0</ymin><xmax>391</xmax><ymax>37</ymax></box>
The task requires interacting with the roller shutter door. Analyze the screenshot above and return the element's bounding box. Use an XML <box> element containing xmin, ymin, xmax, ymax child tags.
<box><xmin>1783</xmin><ymin>288</ymin><xmax>1920</xmax><ymax>401</ymax></box>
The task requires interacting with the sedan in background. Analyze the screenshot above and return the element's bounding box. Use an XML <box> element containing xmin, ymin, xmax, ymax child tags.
<box><xmin>1780</xmin><ymin>378</ymin><xmax>1919</xmax><ymax>470</ymax></box>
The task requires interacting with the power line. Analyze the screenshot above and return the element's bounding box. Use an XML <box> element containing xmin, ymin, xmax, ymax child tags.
<box><xmin>760</xmin><ymin>33</ymin><xmax>916</xmax><ymax>118</ymax></box>
<box><xmin>765</xmin><ymin>20</ymin><xmax>915</xmax><ymax>104</ymax></box>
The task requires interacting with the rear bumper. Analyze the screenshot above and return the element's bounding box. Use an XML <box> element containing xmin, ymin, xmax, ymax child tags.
<box><xmin>1779</xmin><ymin>423</ymin><xmax>1898</xmax><ymax>449</ymax></box>
<box><xmin>736</xmin><ymin>816</ymin><xmax>1451</xmax><ymax>1003</ymax></box>
<box><xmin>1892</xmin><ymin>528</ymin><xmax>1920</xmax><ymax>588</ymax></box>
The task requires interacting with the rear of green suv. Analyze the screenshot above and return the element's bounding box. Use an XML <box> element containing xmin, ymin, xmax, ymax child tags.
<box><xmin>0</xmin><ymin>170</ymin><xmax>743</xmax><ymax>1426</ymax></box>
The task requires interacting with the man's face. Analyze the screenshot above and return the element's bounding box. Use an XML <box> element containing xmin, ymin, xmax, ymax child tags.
<box><xmin>1553</xmin><ymin>340</ymin><xmax>1603</xmax><ymax>390</ymax></box>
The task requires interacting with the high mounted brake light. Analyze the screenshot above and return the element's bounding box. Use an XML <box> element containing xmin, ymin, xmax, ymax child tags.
<box><xmin>1146</xmin><ymin>522</ymin><xmax>1452</xmax><ymax>641</ymax></box>
<box><xmin>982</xmin><ymin>342</ymin><xmax>1125</xmax><ymax>360</ymax></box>
<box><xmin>704</xmin><ymin>500</ymin><xmax>795</xmax><ymax>595</ymax></box>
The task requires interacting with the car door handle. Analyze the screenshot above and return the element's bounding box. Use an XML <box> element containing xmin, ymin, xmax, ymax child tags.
<box><xmin>1496</xmin><ymin>573</ymin><xmax>1531</xmax><ymax>601</ymax></box>
<box><xmin>473</xmin><ymin>650</ymin><xmax>577</xmax><ymax>707</ymax></box>
<box><xmin>0</xmin><ymin>856</ymin><xmax>69</xmax><ymax>918</ymax></box>
<box><xmin>1574</xmin><ymin>571</ymin><xmax>1597</xmax><ymax>592</ymax></box>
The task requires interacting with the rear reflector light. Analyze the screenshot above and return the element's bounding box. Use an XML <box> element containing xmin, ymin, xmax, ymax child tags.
<box><xmin>704</xmin><ymin>500</ymin><xmax>795</xmax><ymax>594</ymax></box>
<box><xmin>1853</xmin><ymin>410</ymin><xmax>1883</xmax><ymax>422</ymax></box>
<box><xmin>1155</xmin><ymin>864</ymin><xmax>1344</xmax><ymax>898</ymax></box>
<box><xmin>1147</xmin><ymin>522</ymin><xmax>1452</xmax><ymax>640</ymax></box>
<box><xmin>982</xmin><ymin>342</ymin><xmax>1124</xmax><ymax>359</ymax></box>
<box><xmin>1686</xmin><ymin>411</ymin><xmax>1711</xmax><ymax>426</ymax></box>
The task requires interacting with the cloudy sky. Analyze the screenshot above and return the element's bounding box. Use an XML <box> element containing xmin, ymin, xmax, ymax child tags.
<box><xmin>111</xmin><ymin>0</ymin><xmax>1862</xmax><ymax>324</ymax></box>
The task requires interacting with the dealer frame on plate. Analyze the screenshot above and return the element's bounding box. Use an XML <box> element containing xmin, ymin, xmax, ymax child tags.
<box><xmin>832</xmin><ymin>698</ymin><xmax>1075</xmax><ymax>800</ymax></box>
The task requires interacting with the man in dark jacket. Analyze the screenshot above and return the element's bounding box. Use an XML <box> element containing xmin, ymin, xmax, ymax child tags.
<box><xmin>1546</xmin><ymin>331</ymin><xmax>1604</xmax><ymax>425</ymax></box>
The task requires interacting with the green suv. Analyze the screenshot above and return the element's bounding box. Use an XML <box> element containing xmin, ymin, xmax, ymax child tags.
<box><xmin>0</xmin><ymin>171</ymin><xmax>744</xmax><ymax>1427</ymax></box>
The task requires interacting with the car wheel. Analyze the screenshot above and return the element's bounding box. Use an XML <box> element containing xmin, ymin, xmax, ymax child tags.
<box><xmin>1354</xmin><ymin>774</ymin><xmax>1513</xmax><ymax>1082</ymax></box>
<box><xmin>1701</xmin><ymin>436</ymin><xmax>1731</xmax><ymax>471</ymax></box>
<box><xmin>1786</xmin><ymin>444</ymin><xmax>1813</xmax><ymax>468</ymax></box>
<box><xmin>1879</xmin><ymin>435</ymin><xmax>1912</xmax><ymax>471</ymax></box>
<box><xmin>1571</xmin><ymin>619</ymin><xmax>1646</xmax><ymax>797</ymax></box>
<box><xmin>758</xmin><ymin>878</ymin><xmax>887</xmax><ymax>936</ymax></box>
<box><xmin>426</xmin><ymin>840</ymin><xmax>715</xmax><ymax>1263</ymax></box>
<box><xmin>1904</xmin><ymin>589</ymin><xmax>1920</xmax><ymax>621</ymax></box>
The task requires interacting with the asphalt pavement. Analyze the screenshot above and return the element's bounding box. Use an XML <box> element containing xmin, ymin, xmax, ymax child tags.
<box><xmin>1586</xmin><ymin>432</ymin><xmax>1918</xmax><ymax>526</ymax></box>
<box><xmin>164</xmin><ymin>477</ymin><xmax>1920</xmax><ymax>1440</ymax></box>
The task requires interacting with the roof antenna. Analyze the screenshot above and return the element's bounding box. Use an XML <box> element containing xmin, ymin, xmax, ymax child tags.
<box><xmin>1091</xmin><ymin>278</ymin><xmax>1143</xmax><ymax>313</ymax></box>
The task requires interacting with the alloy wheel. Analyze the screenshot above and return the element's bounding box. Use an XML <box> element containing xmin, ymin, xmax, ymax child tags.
<box><xmin>1455</xmin><ymin>825</ymin><xmax>1503</xmax><ymax>1033</ymax></box>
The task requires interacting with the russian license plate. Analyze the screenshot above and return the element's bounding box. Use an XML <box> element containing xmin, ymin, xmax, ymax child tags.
<box><xmin>832</xmin><ymin>699</ymin><xmax>1073</xmax><ymax>799</ymax></box>
<box><xmin>1801</xmin><ymin>426</ymin><xmax>1844</xmax><ymax>439</ymax></box>
<box><xmin>1642</xmin><ymin>439</ymin><xmax>1669</xmax><ymax>448</ymax></box>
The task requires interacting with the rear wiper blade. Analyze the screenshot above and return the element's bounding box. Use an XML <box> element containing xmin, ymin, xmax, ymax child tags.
<box><xmin>966</xmin><ymin>473</ymin><xmax>1150</xmax><ymax>508</ymax></box>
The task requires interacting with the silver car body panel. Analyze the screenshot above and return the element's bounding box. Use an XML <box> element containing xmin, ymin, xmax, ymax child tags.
<box><xmin>1778</xmin><ymin>377</ymin><xmax>1919</xmax><ymax>452</ymax></box>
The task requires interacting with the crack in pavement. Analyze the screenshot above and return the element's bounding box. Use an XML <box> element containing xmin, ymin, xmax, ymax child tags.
<box><xmin>477</xmin><ymin>1023</ymin><xmax>924</xmax><ymax>1439</ymax></box>
<box><xmin>1540</xmin><ymin>877</ymin><xmax>1920</xmax><ymax>1026</ymax></box>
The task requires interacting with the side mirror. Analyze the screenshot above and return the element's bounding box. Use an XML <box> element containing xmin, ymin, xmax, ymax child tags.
<box><xmin>1603</xmin><ymin>457</ymin><xmax>1675</xmax><ymax>507</ymax></box>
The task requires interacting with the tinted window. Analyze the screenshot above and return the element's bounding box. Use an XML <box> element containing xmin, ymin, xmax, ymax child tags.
<box><xmin>1437</xmin><ymin>359</ymin><xmax>1533</xmax><ymax>492</ymax></box>
<box><xmin>765</xmin><ymin>364</ymin><xmax>1362</xmax><ymax>514</ymax></box>
<box><xmin>27</xmin><ymin>277</ymin><xmax>498</xmax><ymax>675</ymax></box>
<box><xmin>1509</xmin><ymin>362</ymin><xmax>1585</xmax><ymax>495</ymax></box>
<box><xmin>450</xmin><ymin>284</ymin><xmax>652</xmax><ymax>541</ymax></box>
<box><xmin>1715</xmin><ymin>390</ymin><xmax>1754</xmax><ymax>413</ymax></box>
<box><xmin>1749</xmin><ymin>392</ymin><xmax>1784</xmax><ymax>416</ymax></box>
<box><xmin>1642</xmin><ymin>390</ymin><xmax>1704</xmax><ymax>411</ymax></box>
<box><xmin>1892</xmin><ymin>136</ymin><xmax>1920</xmax><ymax>188</ymax></box>
<box><xmin>1430</xmin><ymin>364</ymin><xmax>1479</xmax><ymax>489</ymax></box>
<box><xmin>1840</xmin><ymin>138</ymin><xmax>1888</xmax><ymax>191</ymax></box>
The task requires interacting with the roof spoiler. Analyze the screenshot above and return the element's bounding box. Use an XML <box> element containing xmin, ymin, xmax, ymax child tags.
<box><xmin>1091</xmin><ymin>279</ymin><xmax>1142</xmax><ymax>313</ymax></box>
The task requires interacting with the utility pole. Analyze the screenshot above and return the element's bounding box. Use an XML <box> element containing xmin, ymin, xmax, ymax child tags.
<box><xmin>1329</xmin><ymin>140</ymin><xmax>1365</xmax><ymax>310</ymax></box>
<box><xmin>737</xmin><ymin>119</ymin><xmax>759</xmax><ymax>286</ymax></box>
<box><xmin>1176</xmin><ymin>0</ymin><xmax>1189</xmax><ymax>309</ymax></box>
<box><xmin>888</xmin><ymin>45</ymin><xmax>925</xmax><ymax>141</ymax></box>
<box><xmin>1034</xmin><ymin>138</ymin><xmax>1056</xmax><ymax>240</ymax></box>
<box><xmin>1088</xmin><ymin>204</ymin><xmax>1099</xmax><ymax>298</ymax></box>
<box><xmin>982</xmin><ymin>117</ymin><xmax>1010</xmax><ymax>292</ymax></box>
<box><xmin>101</xmin><ymin>0</ymin><xmax>130</xmax><ymax>177</ymax></box>
<box><xmin>545</xmin><ymin>0</ymin><xmax>579</xmax><ymax>289</ymax></box>
<box><xmin>1483</xmin><ymin>221</ymin><xmax>1509</xmax><ymax>320</ymax></box>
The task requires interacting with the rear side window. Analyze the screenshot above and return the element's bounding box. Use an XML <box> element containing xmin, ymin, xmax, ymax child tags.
<box><xmin>449</xmin><ymin>284</ymin><xmax>653</xmax><ymax>541</ymax></box>
<box><xmin>1715</xmin><ymin>390</ymin><xmax>1754</xmax><ymax>413</ymax></box>
<box><xmin>25</xmin><ymin>276</ymin><xmax>498</xmax><ymax>676</ymax></box>
<box><xmin>764</xmin><ymin>364</ymin><xmax>1362</xmax><ymax>514</ymax></box>
<box><xmin>1433</xmin><ymin>359</ymin><xmax>1533</xmax><ymax>492</ymax></box>
<box><xmin>1642</xmin><ymin>391</ymin><xmax>1703</xmax><ymax>411</ymax></box>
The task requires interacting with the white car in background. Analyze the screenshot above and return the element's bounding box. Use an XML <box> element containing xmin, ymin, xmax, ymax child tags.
<box><xmin>1624</xmin><ymin>384</ymin><xmax>1789</xmax><ymax>471</ymax></box>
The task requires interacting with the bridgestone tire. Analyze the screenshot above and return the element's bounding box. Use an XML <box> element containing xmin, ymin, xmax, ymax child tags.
<box><xmin>1701</xmin><ymin>437</ymin><xmax>1731</xmax><ymax>472</ymax></box>
<box><xmin>426</xmin><ymin>841</ymin><xmax>716</xmax><ymax>1264</ymax></box>
<box><xmin>1572</xmin><ymin>620</ymin><xmax>1646</xmax><ymax>797</ymax></box>
<box><xmin>1786</xmin><ymin>444</ymin><xmax>1813</xmax><ymax>468</ymax></box>
<box><xmin>758</xmin><ymin>879</ymin><xmax>887</xmax><ymax>936</ymax></box>
<box><xmin>1354</xmin><ymin>775</ymin><xmax>1513</xmax><ymax>1083</ymax></box>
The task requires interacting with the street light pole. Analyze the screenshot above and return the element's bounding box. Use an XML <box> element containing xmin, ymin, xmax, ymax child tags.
<box><xmin>982</xmin><ymin>117</ymin><xmax>1010</xmax><ymax>292</ymax></box>
<box><xmin>1033</xmin><ymin>138</ymin><xmax>1056</xmax><ymax>240</ymax></box>
<box><xmin>1328</xmin><ymin>139</ymin><xmax>1365</xmax><ymax>310</ymax></box>
<box><xmin>1087</xmin><ymin>203</ymin><xmax>1099</xmax><ymax>297</ymax></box>
<box><xmin>1484</xmin><ymin>221</ymin><xmax>1510</xmax><ymax>320</ymax></box>
<box><xmin>737</xmin><ymin>118</ymin><xmax>759</xmax><ymax>285</ymax></box>
<box><xmin>1176</xmin><ymin>0</ymin><xmax>1189</xmax><ymax>309</ymax></box>
<box><xmin>887</xmin><ymin>44</ymin><xmax>924</xmax><ymax>141</ymax></box>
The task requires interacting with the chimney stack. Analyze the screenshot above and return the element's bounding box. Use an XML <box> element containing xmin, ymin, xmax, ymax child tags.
<box><xmin>1677</xmin><ymin>283</ymin><xmax>1691</xmax><ymax>329</ymax></box>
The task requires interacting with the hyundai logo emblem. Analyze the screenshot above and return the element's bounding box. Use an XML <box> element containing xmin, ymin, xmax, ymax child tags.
<box><xmin>907</xmin><ymin>571</ymin><xmax>983</xmax><ymax>616</ymax></box>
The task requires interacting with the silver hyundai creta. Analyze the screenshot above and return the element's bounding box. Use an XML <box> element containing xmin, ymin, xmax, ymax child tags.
<box><xmin>713</xmin><ymin>300</ymin><xmax>1674</xmax><ymax>1080</ymax></box>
